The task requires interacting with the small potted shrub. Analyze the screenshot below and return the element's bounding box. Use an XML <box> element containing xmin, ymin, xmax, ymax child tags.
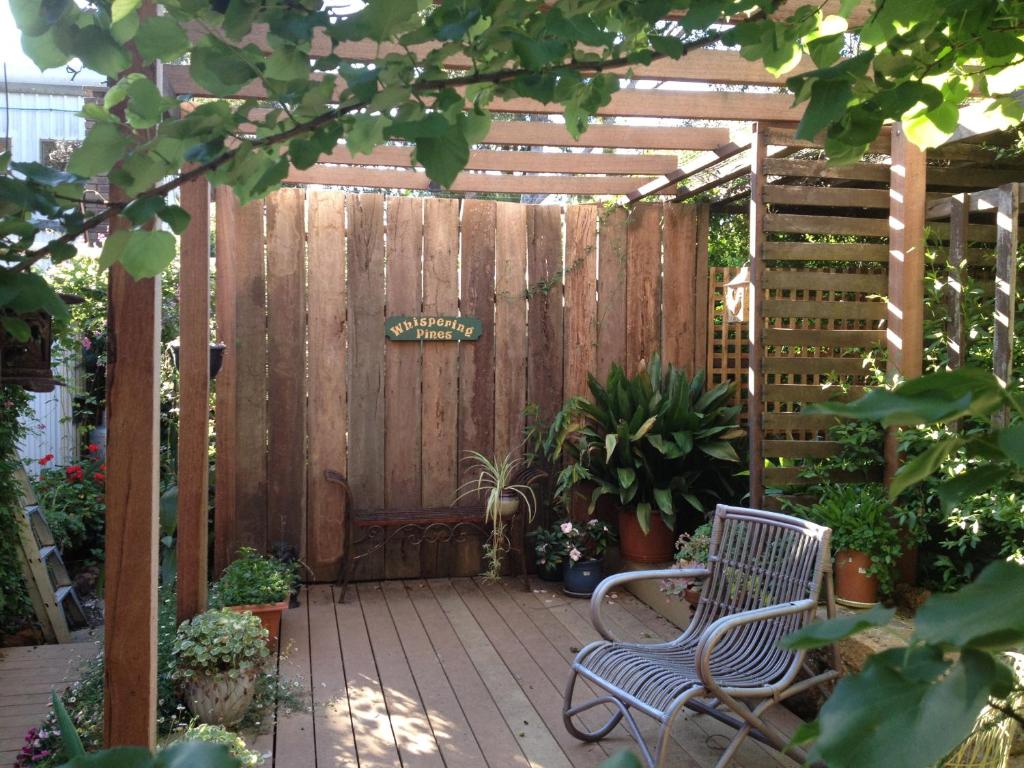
<box><xmin>172</xmin><ymin>609</ymin><xmax>269</xmax><ymax>726</ymax></box>
<box><xmin>210</xmin><ymin>547</ymin><xmax>297</xmax><ymax>648</ymax></box>
<box><xmin>455</xmin><ymin>451</ymin><xmax>537</xmax><ymax>581</ymax></box>
<box><xmin>560</xmin><ymin>518</ymin><xmax>616</xmax><ymax>598</ymax></box>
<box><xmin>795</xmin><ymin>483</ymin><xmax>903</xmax><ymax>607</ymax></box>
<box><xmin>166</xmin><ymin>723</ymin><xmax>261</xmax><ymax>767</ymax></box>
<box><xmin>661</xmin><ymin>522</ymin><xmax>712</xmax><ymax>609</ymax></box>
<box><xmin>529</xmin><ymin>525</ymin><xmax>567</xmax><ymax>582</ymax></box>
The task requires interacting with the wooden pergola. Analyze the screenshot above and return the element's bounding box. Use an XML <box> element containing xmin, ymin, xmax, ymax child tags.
<box><xmin>100</xmin><ymin>2</ymin><xmax>1021</xmax><ymax>749</ymax></box>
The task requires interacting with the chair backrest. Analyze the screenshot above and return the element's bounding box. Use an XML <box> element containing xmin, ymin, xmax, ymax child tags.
<box><xmin>688</xmin><ymin>504</ymin><xmax>831</xmax><ymax>637</ymax></box>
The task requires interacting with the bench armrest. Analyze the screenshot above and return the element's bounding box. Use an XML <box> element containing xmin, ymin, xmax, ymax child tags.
<box><xmin>694</xmin><ymin>598</ymin><xmax>816</xmax><ymax>691</ymax></box>
<box><xmin>590</xmin><ymin>568</ymin><xmax>711</xmax><ymax>642</ymax></box>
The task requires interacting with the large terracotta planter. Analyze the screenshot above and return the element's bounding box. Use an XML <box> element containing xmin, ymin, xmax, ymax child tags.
<box><xmin>227</xmin><ymin>601</ymin><xmax>288</xmax><ymax>651</ymax></box>
<box><xmin>618</xmin><ymin>509</ymin><xmax>675</xmax><ymax>563</ymax></box>
<box><xmin>834</xmin><ymin>549</ymin><xmax>879</xmax><ymax>607</ymax></box>
<box><xmin>184</xmin><ymin>668</ymin><xmax>258</xmax><ymax>726</ymax></box>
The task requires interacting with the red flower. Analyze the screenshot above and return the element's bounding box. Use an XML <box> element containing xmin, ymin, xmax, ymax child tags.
<box><xmin>65</xmin><ymin>465</ymin><xmax>84</xmax><ymax>482</ymax></box>
<box><xmin>87</xmin><ymin>443</ymin><xmax>100</xmax><ymax>453</ymax></box>
<box><xmin>38</xmin><ymin>454</ymin><xmax>54</xmax><ymax>466</ymax></box>
<box><xmin>100</xmin><ymin>463</ymin><xmax>106</xmax><ymax>471</ymax></box>
<box><xmin>93</xmin><ymin>472</ymin><xmax>105</xmax><ymax>483</ymax></box>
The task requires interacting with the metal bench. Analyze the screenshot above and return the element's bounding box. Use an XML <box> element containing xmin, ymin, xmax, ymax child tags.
<box><xmin>324</xmin><ymin>469</ymin><xmax>534</xmax><ymax>601</ymax></box>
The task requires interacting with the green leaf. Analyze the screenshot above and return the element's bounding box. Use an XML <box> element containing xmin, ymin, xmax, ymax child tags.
<box><xmin>902</xmin><ymin>102</ymin><xmax>959</xmax><ymax>149</ymax></box>
<box><xmin>413</xmin><ymin>128</ymin><xmax>469</xmax><ymax>188</ymax></box>
<box><xmin>68</xmin><ymin>123</ymin><xmax>128</xmax><ymax>178</ymax></box>
<box><xmin>914</xmin><ymin>560</ymin><xmax>1024</xmax><ymax>651</ymax></box>
<box><xmin>349</xmin><ymin>0</ymin><xmax>420</xmax><ymax>42</ymax></box>
<box><xmin>698</xmin><ymin>441</ymin><xmax>740</xmax><ymax>462</ymax></box>
<box><xmin>159</xmin><ymin>205</ymin><xmax>191</xmax><ymax>235</ymax></box>
<box><xmin>120</xmin><ymin>230</ymin><xmax>177</xmax><ymax>278</ymax></box>
<box><xmin>289</xmin><ymin>138</ymin><xmax>320</xmax><ymax>170</ymax></box>
<box><xmin>190</xmin><ymin>38</ymin><xmax>258</xmax><ymax>97</ymax></box>
<box><xmin>796</xmin><ymin>78</ymin><xmax>853</xmax><ymax>140</ymax></box>
<box><xmin>616</xmin><ymin>466</ymin><xmax>636</xmax><ymax>491</ymax></box>
<box><xmin>936</xmin><ymin>466</ymin><xmax>1007</xmax><ymax>511</ymax></box>
<box><xmin>809</xmin><ymin>646</ymin><xmax>998</xmax><ymax>768</ymax></box>
<box><xmin>99</xmin><ymin>229</ymin><xmax>131</xmax><ymax>270</ymax></box>
<box><xmin>781</xmin><ymin>604</ymin><xmax>895</xmax><ymax>649</ymax></box>
<box><xmin>631</xmin><ymin>415</ymin><xmax>657</xmax><ymax>440</ymax></box>
<box><xmin>73</xmin><ymin>26</ymin><xmax>131</xmax><ymax>78</ymax></box>
<box><xmin>653</xmin><ymin>486</ymin><xmax>673</xmax><ymax>517</ymax></box>
<box><xmin>265</xmin><ymin>46</ymin><xmax>310</xmax><ymax>81</ymax></box>
<box><xmin>135</xmin><ymin>16</ymin><xmax>190</xmax><ymax>64</ymax></box>
<box><xmin>996</xmin><ymin>423</ymin><xmax>1024</xmax><ymax>467</ymax></box>
<box><xmin>21</xmin><ymin>29</ymin><xmax>71</xmax><ymax>71</ymax></box>
<box><xmin>604</xmin><ymin>433</ymin><xmax>618</xmax><ymax>463</ymax></box>
<box><xmin>635</xmin><ymin>502</ymin><xmax>652</xmax><ymax>535</ymax></box>
<box><xmin>1</xmin><ymin>316</ymin><xmax>31</xmax><ymax>342</ymax></box>
<box><xmin>888</xmin><ymin>437</ymin><xmax>962</xmax><ymax>498</ymax></box>
<box><xmin>52</xmin><ymin>692</ymin><xmax>85</xmax><ymax>758</ymax></box>
<box><xmin>111</xmin><ymin>0</ymin><xmax>141</xmax><ymax>24</ymax></box>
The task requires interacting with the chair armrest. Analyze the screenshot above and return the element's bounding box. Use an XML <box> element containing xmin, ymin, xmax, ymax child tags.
<box><xmin>694</xmin><ymin>598</ymin><xmax>816</xmax><ymax>689</ymax></box>
<box><xmin>590</xmin><ymin>568</ymin><xmax>711</xmax><ymax>642</ymax></box>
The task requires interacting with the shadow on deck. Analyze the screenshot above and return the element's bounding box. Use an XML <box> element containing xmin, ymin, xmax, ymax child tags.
<box><xmin>265</xmin><ymin>577</ymin><xmax>801</xmax><ymax>768</ymax></box>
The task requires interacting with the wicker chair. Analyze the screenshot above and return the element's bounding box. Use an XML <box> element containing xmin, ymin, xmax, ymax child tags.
<box><xmin>563</xmin><ymin>504</ymin><xmax>841</xmax><ymax>768</ymax></box>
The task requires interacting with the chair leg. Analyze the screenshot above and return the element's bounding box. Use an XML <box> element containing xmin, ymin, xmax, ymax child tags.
<box><xmin>562</xmin><ymin>668</ymin><xmax>625</xmax><ymax>742</ymax></box>
<box><xmin>714</xmin><ymin>692</ymin><xmax>808</xmax><ymax>765</ymax></box>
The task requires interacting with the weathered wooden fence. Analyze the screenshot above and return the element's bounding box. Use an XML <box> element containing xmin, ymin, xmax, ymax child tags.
<box><xmin>213</xmin><ymin>192</ymin><xmax>716</xmax><ymax>581</ymax></box>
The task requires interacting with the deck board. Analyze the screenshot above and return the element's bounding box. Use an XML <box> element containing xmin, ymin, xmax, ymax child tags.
<box><xmin>0</xmin><ymin>641</ymin><xmax>95</xmax><ymax>768</ymax></box>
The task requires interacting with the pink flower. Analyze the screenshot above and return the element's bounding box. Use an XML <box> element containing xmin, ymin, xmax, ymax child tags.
<box><xmin>81</xmin><ymin>336</ymin><xmax>92</xmax><ymax>350</ymax></box>
<box><xmin>560</xmin><ymin>522</ymin><xmax>574</xmax><ymax>534</ymax></box>
<box><xmin>569</xmin><ymin>548</ymin><xmax>582</xmax><ymax>562</ymax></box>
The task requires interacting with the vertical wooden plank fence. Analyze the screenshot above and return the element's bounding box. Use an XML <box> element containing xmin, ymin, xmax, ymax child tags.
<box><xmin>214</xmin><ymin>193</ymin><xmax>718</xmax><ymax>581</ymax></box>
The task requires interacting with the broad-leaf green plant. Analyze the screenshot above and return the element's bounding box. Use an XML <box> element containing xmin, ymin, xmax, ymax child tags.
<box><xmin>171</xmin><ymin>609</ymin><xmax>269</xmax><ymax>684</ymax></box>
<box><xmin>209</xmin><ymin>547</ymin><xmax>298</xmax><ymax>608</ymax></box>
<box><xmin>550</xmin><ymin>356</ymin><xmax>743</xmax><ymax>534</ymax></box>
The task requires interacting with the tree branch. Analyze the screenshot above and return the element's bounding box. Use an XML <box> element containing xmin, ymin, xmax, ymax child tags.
<box><xmin>15</xmin><ymin>22</ymin><xmax>731</xmax><ymax>271</ymax></box>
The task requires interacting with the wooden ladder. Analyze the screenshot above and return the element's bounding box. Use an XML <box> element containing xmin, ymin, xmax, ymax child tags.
<box><xmin>14</xmin><ymin>467</ymin><xmax>86</xmax><ymax>643</ymax></box>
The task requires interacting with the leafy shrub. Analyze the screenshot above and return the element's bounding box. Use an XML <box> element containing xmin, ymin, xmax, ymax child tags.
<box><xmin>0</xmin><ymin>385</ymin><xmax>33</xmax><ymax>632</ymax></box>
<box><xmin>209</xmin><ymin>548</ymin><xmax>297</xmax><ymax>607</ymax></box>
<box><xmin>660</xmin><ymin>522</ymin><xmax>713</xmax><ymax>600</ymax></box>
<box><xmin>172</xmin><ymin>609</ymin><xmax>269</xmax><ymax>681</ymax></box>
<box><xmin>792</xmin><ymin>483</ymin><xmax>906</xmax><ymax>596</ymax></box>
<box><xmin>167</xmin><ymin>724</ymin><xmax>260</xmax><ymax>767</ymax></box>
<box><xmin>33</xmin><ymin>443</ymin><xmax>106</xmax><ymax>565</ymax></box>
<box><xmin>548</xmin><ymin>519</ymin><xmax>616</xmax><ymax>565</ymax></box>
<box><xmin>549</xmin><ymin>356</ymin><xmax>743</xmax><ymax>533</ymax></box>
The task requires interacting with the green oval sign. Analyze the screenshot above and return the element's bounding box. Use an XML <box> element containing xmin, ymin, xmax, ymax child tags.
<box><xmin>385</xmin><ymin>315</ymin><xmax>483</xmax><ymax>341</ymax></box>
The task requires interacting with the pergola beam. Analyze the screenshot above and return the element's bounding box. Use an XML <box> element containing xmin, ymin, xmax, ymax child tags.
<box><xmin>163</xmin><ymin>65</ymin><xmax>802</xmax><ymax>122</ymax></box>
<box><xmin>626</xmin><ymin>142</ymin><xmax>749</xmax><ymax>202</ymax></box>
<box><xmin>286</xmin><ymin>166</ymin><xmax>654</xmax><ymax>195</ymax></box>
<box><xmin>321</xmin><ymin>144</ymin><xmax>680</xmax><ymax>176</ymax></box>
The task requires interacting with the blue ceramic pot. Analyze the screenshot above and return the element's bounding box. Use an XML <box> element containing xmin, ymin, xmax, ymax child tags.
<box><xmin>563</xmin><ymin>559</ymin><xmax>603</xmax><ymax>597</ymax></box>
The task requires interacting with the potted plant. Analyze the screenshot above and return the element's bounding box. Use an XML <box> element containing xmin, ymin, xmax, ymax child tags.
<box><xmin>455</xmin><ymin>451</ymin><xmax>538</xmax><ymax>580</ymax></box>
<box><xmin>528</xmin><ymin>525</ymin><xmax>567</xmax><ymax>582</ymax></box>
<box><xmin>795</xmin><ymin>482</ymin><xmax>903</xmax><ymax>607</ymax></box>
<box><xmin>549</xmin><ymin>356</ymin><xmax>743</xmax><ymax>563</ymax></box>
<box><xmin>560</xmin><ymin>518</ymin><xmax>616</xmax><ymax>597</ymax></box>
<box><xmin>165</xmin><ymin>723</ymin><xmax>261</xmax><ymax>767</ymax></box>
<box><xmin>172</xmin><ymin>609</ymin><xmax>269</xmax><ymax>726</ymax></box>
<box><xmin>209</xmin><ymin>547</ymin><xmax>298</xmax><ymax>649</ymax></box>
<box><xmin>660</xmin><ymin>522</ymin><xmax>713</xmax><ymax>609</ymax></box>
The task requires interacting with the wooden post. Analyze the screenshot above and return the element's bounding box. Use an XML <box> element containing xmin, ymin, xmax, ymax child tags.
<box><xmin>946</xmin><ymin>193</ymin><xmax>968</xmax><ymax>370</ymax></box>
<box><xmin>993</xmin><ymin>183</ymin><xmax>1019</xmax><ymax>427</ymax></box>
<box><xmin>104</xmin><ymin>2</ymin><xmax>160</xmax><ymax>748</ymax></box>
<box><xmin>176</xmin><ymin>175</ymin><xmax>211</xmax><ymax>623</ymax></box>
<box><xmin>104</xmin><ymin>238</ymin><xmax>161</xmax><ymax>748</ymax></box>
<box><xmin>747</xmin><ymin>124</ymin><xmax>767</xmax><ymax>507</ymax></box>
<box><xmin>885</xmin><ymin>124</ymin><xmax>927</xmax><ymax>482</ymax></box>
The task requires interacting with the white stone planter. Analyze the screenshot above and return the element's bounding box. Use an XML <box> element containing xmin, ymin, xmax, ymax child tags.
<box><xmin>184</xmin><ymin>667</ymin><xmax>258</xmax><ymax>726</ymax></box>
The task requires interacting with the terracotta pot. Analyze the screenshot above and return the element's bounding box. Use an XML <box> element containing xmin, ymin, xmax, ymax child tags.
<box><xmin>683</xmin><ymin>587</ymin><xmax>701</xmax><ymax>607</ymax></box>
<box><xmin>184</xmin><ymin>668</ymin><xmax>258</xmax><ymax>726</ymax></box>
<box><xmin>834</xmin><ymin>549</ymin><xmax>879</xmax><ymax>607</ymax></box>
<box><xmin>227</xmin><ymin>601</ymin><xmax>288</xmax><ymax>651</ymax></box>
<box><xmin>618</xmin><ymin>509</ymin><xmax>675</xmax><ymax>563</ymax></box>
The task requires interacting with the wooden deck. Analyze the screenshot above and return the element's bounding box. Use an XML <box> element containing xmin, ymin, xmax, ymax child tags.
<box><xmin>0</xmin><ymin>641</ymin><xmax>97</xmax><ymax>767</ymax></box>
<box><xmin>269</xmin><ymin>579</ymin><xmax>800</xmax><ymax>768</ymax></box>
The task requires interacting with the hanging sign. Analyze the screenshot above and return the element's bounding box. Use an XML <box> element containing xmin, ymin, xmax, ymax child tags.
<box><xmin>385</xmin><ymin>315</ymin><xmax>483</xmax><ymax>341</ymax></box>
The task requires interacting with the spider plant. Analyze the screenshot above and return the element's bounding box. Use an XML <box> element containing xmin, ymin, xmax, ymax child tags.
<box><xmin>454</xmin><ymin>451</ymin><xmax>538</xmax><ymax>580</ymax></box>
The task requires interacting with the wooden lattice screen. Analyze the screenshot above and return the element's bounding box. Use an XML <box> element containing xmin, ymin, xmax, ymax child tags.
<box><xmin>214</xmin><ymin>192</ymin><xmax>716</xmax><ymax>581</ymax></box>
<box><xmin>749</xmin><ymin>126</ymin><xmax>893</xmax><ymax>506</ymax></box>
<box><xmin>707</xmin><ymin>266</ymin><xmax>749</xmax><ymax>414</ymax></box>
